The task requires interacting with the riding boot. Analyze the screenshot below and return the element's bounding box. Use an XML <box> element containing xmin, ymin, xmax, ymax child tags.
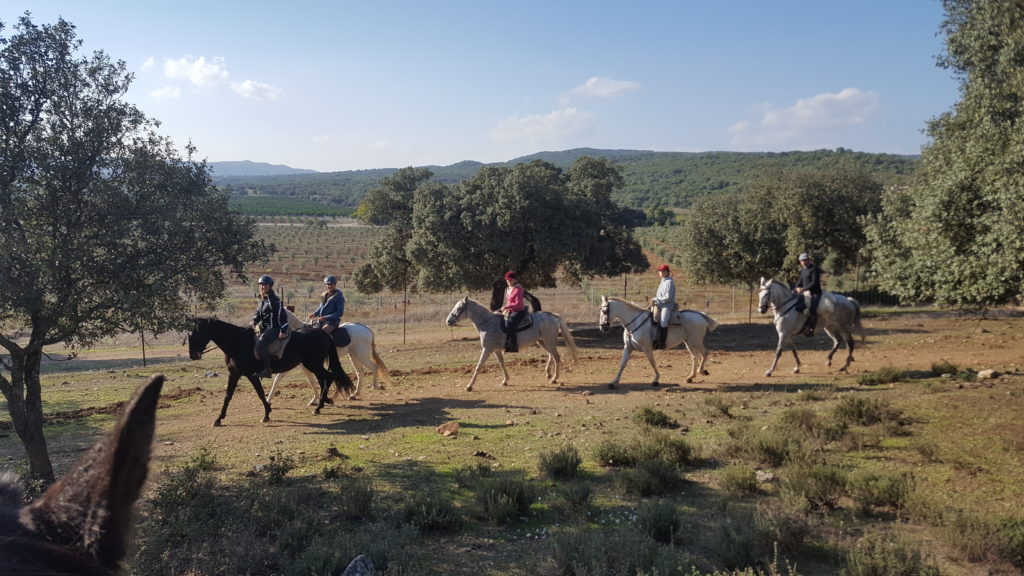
<box><xmin>505</xmin><ymin>333</ymin><xmax>518</xmax><ymax>353</ymax></box>
<box><xmin>803</xmin><ymin>316</ymin><xmax>816</xmax><ymax>337</ymax></box>
<box><xmin>653</xmin><ymin>326</ymin><xmax>665</xmax><ymax>350</ymax></box>
<box><xmin>256</xmin><ymin>359</ymin><xmax>272</xmax><ymax>379</ymax></box>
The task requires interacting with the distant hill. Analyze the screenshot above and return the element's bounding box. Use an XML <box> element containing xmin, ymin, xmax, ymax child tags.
<box><xmin>209</xmin><ymin>160</ymin><xmax>318</xmax><ymax>177</ymax></box>
<box><xmin>212</xmin><ymin>148</ymin><xmax>918</xmax><ymax>212</ymax></box>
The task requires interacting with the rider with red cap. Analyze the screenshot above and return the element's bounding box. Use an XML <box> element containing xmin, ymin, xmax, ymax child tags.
<box><xmin>500</xmin><ymin>270</ymin><xmax>526</xmax><ymax>352</ymax></box>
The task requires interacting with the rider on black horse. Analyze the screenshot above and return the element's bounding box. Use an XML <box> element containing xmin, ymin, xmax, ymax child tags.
<box><xmin>251</xmin><ymin>275</ymin><xmax>289</xmax><ymax>378</ymax></box>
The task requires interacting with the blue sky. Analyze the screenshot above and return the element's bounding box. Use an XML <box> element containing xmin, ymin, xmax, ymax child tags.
<box><xmin>6</xmin><ymin>1</ymin><xmax>958</xmax><ymax>172</ymax></box>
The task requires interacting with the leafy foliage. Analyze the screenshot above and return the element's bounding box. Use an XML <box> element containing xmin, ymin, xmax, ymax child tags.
<box><xmin>865</xmin><ymin>0</ymin><xmax>1024</xmax><ymax>307</ymax></box>
<box><xmin>0</xmin><ymin>14</ymin><xmax>271</xmax><ymax>481</ymax></box>
<box><xmin>354</xmin><ymin>158</ymin><xmax>648</xmax><ymax>293</ymax></box>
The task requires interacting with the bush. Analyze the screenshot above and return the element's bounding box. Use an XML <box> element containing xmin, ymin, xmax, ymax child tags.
<box><xmin>538</xmin><ymin>444</ymin><xmax>583</xmax><ymax>479</ymax></box>
<box><xmin>454</xmin><ymin>461</ymin><xmax>494</xmax><ymax>487</ymax></box>
<box><xmin>846</xmin><ymin>469</ymin><xmax>915</xmax><ymax>514</ymax></box>
<box><xmin>549</xmin><ymin>480</ymin><xmax>594</xmax><ymax>518</ymax></box>
<box><xmin>634</xmin><ymin>406</ymin><xmax>679</xmax><ymax>428</ymax></box>
<box><xmin>595</xmin><ymin>439</ymin><xmax>638</xmax><ymax>468</ymax></box>
<box><xmin>705</xmin><ymin>395</ymin><xmax>736</xmax><ymax>418</ymax></box>
<box><xmin>470</xmin><ymin>473</ymin><xmax>536</xmax><ymax>525</ymax></box>
<box><xmin>717</xmin><ymin>465</ymin><xmax>759</xmax><ymax>497</ymax></box>
<box><xmin>615</xmin><ymin>458</ymin><xmax>681</xmax><ymax>497</ymax></box>
<box><xmin>857</xmin><ymin>366</ymin><xmax>908</xmax><ymax>386</ymax></box>
<box><xmin>944</xmin><ymin>511</ymin><xmax>1024</xmax><ymax>569</ymax></box>
<box><xmin>780</xmin><ymin>463</ymin><xmax>847</xmax><ymax>511</ymax></box>
<box><xmin>400</xmin><ymin>491</ymin><xmax>461</xmax><ymax>532</ymax></box>
<box><xmin>832</xmin><ymin>396</ymin><xmax>903</xmax><ymax>427</ymax></box>
<box><xmin>636</xmin><ymin>427</ymin><xmax>699</xmax><ymax>467</ymax></box>
<box><xmin>635</xmin><ymin>499</ymin><xmax>681</xmax><ymax>544</ymax></box>
<box><xmin>842</xmin><ymin>534</ymin><xmax>940</xmax><ymax>576</ymax></box>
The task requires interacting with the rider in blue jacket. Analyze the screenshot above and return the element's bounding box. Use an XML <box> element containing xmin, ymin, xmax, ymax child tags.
<box><xmin>251</xmin><ymin>275</ymin><xmax>289</xmax><ymax>378</ymax></box>
<box><xmin>795</xmin><ymin>253</ymin><xmax>822</xmax><ymax>336</ymax></box>
<box><xmin>308</xmin><ymin>275</ymin><xmax>345</xmax><ymax>334</ymax></box>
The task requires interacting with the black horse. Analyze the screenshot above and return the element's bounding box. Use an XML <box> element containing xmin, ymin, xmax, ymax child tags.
<box><xmin>187</xmin><ymin>317</ymin><xmax>354</xmax><ymax>426</ymax></box>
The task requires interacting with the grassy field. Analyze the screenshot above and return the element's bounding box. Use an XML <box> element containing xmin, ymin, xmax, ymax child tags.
<box><xmin>2</xmin><ymin>223</ymin><xmax>1022</xmax><ymax>576</ymax></box>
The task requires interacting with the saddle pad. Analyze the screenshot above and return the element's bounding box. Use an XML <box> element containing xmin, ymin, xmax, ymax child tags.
<box><xmin>502</xmin><ymin>313</ymin><xmax>534</xmax><ymax>333</ymax></box>
<box><xmin>331</xmin><ymin>326</ymin><xmax>352</xmax><ymax>347</ymax></box>
<box><xmin>254</xmin><ymin>332</ymin><xmax>292</xmax><ymax>360</ymax></box>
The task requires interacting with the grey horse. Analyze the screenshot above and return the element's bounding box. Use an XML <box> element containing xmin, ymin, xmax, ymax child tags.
<box><xmin>758</xmin><ymin>277</ymin><xmax>864</xmax><ymax>376</ymax></box>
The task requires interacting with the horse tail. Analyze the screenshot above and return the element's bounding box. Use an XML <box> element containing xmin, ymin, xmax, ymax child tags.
<box><xmin>328</xmin><ymin>338</ymin><xmax>355</xmax><ymax>395</ymax></box>
<box><xmin>370</xmin><ymin>335</ymin><xmax>394</xmax><ymax>387</ymax></box>
<box><xmin>555</xmin><ymin>314</ymin><xmax>580</xmax><ymax>362</ymax></box>
<box><xmin>851</xmin><ymin>297</ymin><xmax>866</xmax><ymax>344</ymax></box>
<box><xmin>700</xmin><ymin>311</ymin><xmax>719</xmax><ymax>333</ymax></box>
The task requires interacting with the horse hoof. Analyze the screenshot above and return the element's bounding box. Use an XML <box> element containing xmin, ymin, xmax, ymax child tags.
<box><xmin>702</xmin><ymin>370</ymin><xmax>710</xmax><ymax>376</ymax></box>
<box><xmin>261</xmin><ymin>416</ymin><xmax>270</xmax><ymax>423</ymax></box>
<box><xmin>466</xmin><ymin>385</ymin><xmax>474</xmax><ymax>392</ymax></box>
<box><xmin>792</xmin><ymin>367</ymin><xmax>800</xmax><ymax>374</ymax></box>
<box><xmin>608</xmin><ymin>383</ymin><xmax>617</xmax><ymax>389</ymax></box>
<box><xmin>313</xmin><ymin>408</ymin><xmax>321</xmax><ymax>415</ymax></box>
<box><xmin>652</xmin><ymin>381</ymin><xmax>660</xmax><ymax>387</ymax></box>
<box><xmin>764</xmin><ymin>371</ymin><xmax>773</xmax><ymax>377</ymax></box>
<box><xmin>685</xmin><ymin>377</ymin><xmax>693</xmax><ymax>384</ymax></box>
<box><xmin>213</xmin><ymin>420</ymin><xmax>222</xmax><ymax>427</ymax></box>
<box><xmin>307</xmin><ymin>399</ymin><xmax>317</xmax><ymax>406</ymax></box>
<box><xmin>349</xmin><ymin>394</ymin><xmax>358</xmax><ymax>401</ymax></box>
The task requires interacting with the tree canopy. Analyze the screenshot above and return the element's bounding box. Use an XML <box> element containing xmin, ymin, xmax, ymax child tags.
<box><xmin>679</xmin><ymin>168</ymin><xmax>883</xmax><ymax>287</ymax></box>
<box><xmin>354</xmin><ymin>158</ymin><xmax>648</xmax><ymax>293</ymax></box>
<box><xmin>865</xmin><ymin>0</ymin><xmax>1024</xmax><ymax>307</ymax></box>
<box><xmin>0</xmin><ymin>14</ymin><xmax>271</xmax><ymax>482</ymax></box>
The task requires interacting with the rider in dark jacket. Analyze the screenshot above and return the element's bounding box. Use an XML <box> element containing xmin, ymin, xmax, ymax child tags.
<box><xmin>794</xmin><ymin>253</ymin><xmax>822</xmax><ymax>336</ymax></box>
<box><xmin>251</xmin><ymin>275</ymin><xmax>289</xmax><ymax>378</ymax></box>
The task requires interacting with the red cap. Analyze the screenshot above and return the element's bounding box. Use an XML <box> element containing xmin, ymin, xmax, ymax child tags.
<box><xmin>504</xmin><ymin>270</ymin><xmax>517</xmax><ymax>280</ymax></box>
<box><xmin>657</xmin><ymin>264</ymin><xmax>670</xmax><ymax>272</ymax></box>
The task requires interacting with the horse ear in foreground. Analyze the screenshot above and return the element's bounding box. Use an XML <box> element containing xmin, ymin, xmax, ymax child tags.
<box><xmin>0</xmin><ymin>374</ymin><xmax>164</xmax><ymax>575</ymax></box>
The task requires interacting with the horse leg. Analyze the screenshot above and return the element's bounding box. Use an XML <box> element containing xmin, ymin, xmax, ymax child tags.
<box><xmin>248</xmin><ymin>375</ymin><xmax>272</xmax><ymax>423</ymax></box>
<box><xmin>694</xmin><ymin>338</ymin><xmax>711</xmax><ymax>376</ymax></box>
<box><xmin>466</xmin><ymin>346</ymin><xmax>494</xmax><ymax>391</ymax></box>
<box><xmin>825</xmin><ymin>329</ymin><xmax>840</xmax><ymax>367</ymax></box>
<box><xmin>304</xmin><ymin>367</ymin><xmax>321</xmax><ymax>406</ymax></box>
<box><xmin>545</xmin><ymin>343</ymin><xmax>562</xmax><ymax>384</ymax></box>
<box><xmin>214</xmin><ymin>373</ymin><xmax>241</xmax><ymax>426</ymax></box>
<box><xmin>266</xmin><ymin>372</ymin><xmax>283</xmax><ymax>404</ymax></box>
<box><xmin>347</xmin><ymin>353</ymin><xmax>363</xmax><ymax>400</ymax></box>
<box><xmin>790</xmin><ymin>339</ymin><xmax>802</xmax><ymax>374</ymax></box>
<box><xmin>682</xmin><ymin>343</ymin><xmax>697</xmax><ymax>383</ymax></box>
<box><xmin>765</xmin><ymin>334</ymin><xmax>785</xmax><ymax>377</ymax></box>
<box><xmin>609</xmin><ymin>346</ymin><xmax>633</xmax><ymax>389</ymax></box>
<box><xmin>642</xmin><ymin>345</ymin><xmax>661</xmax><ymax>387</ymax></box>
<box><xmin>495</xmin><ymin>350</ymin><xmax>511</xmax><ymax>386</ymax></box>
<box><xmin>839</xmin><ymin>330</ymin><xmax>855</xmax><ymax>373</ymax></box>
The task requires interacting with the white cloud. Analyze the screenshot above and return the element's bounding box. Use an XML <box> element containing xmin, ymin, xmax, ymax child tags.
<box><xmin>369</xmin><ymin>139</ymin><xmax>393</xmax><ymax>151</ymax></box>
<box><xmin>150</xmin><ymin>86</ymin><xmax>181</xmax><ymax>101</ymax></box>
<box><xmin>490</xmin><ymin>108</ymin><xmax>594</xmax><ymax>142</ymax></box>
<box><xmin>561</xmin><ymin>76</ymin><xmax>640</xmax><ymax>105</ymax></box>
<box><xmin>141</xmin><ymin>57</ymin><xmax>156</xmax><ymax>72</ymax></box>
<box><xmin>163</xmin><ymin>56</ymin><xmax>229</xmax><ymax>87</ymax></box>
<box><xmin>231</xmin><ymin>80</ymin><xmax>284</xmax><ymax>101</ymax></box>
<box><xmin>729</xmin><ymin>88</ymin><xmax>880</xmax><ymax>149</ymax></box>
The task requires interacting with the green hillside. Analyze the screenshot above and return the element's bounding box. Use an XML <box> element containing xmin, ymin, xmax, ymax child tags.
<box><xmin>214</xmin><ymin>148</ymin><xmax>918</xmax><ymax>212</ymax></box>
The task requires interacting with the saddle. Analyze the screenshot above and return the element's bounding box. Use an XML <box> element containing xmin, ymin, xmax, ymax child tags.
<box><xmin>253</xmin><ymin>330</ymin><xmax>292</xmax><ymax>361</ymax></box>
<box><xmin>501</xmin><ymin>312</ymin><xmax>534</xmax><ymax>333</ymax></box>
<box><xmin>799</xmin><ymin>292</ymin><xmax>835</xmax><ymax>316</ymax></box>
<box><xmin>330</xmin><ymin>326</ymin><xmax>351</xmax><ymax>347</ymax></box>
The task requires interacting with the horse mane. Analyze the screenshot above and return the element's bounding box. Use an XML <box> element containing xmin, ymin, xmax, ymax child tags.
<box><xmin>605</xmin><ymin>296</ymin><xmax>649</xmax><ymax>309</ymax></box>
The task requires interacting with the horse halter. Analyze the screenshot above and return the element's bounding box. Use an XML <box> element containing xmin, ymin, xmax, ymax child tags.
<box><xmin>599</xmin><ymin>302</ymin><xmax>610</xmax><ymax>332</ymax></box>
<box><xmin>446</xmin><ymin>300</ymin><xmax>466</xmax><ymax>326</ymax></box>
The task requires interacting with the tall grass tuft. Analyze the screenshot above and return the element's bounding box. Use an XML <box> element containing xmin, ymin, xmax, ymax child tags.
<box><xmin>538</xmin><ymin>444</ymin><xmax>583</xmax><ymax>479</ymax></box>
<box><xmin>635</xmin><ymin>499</ymin><xmax>681</xmax><ymax>544</ymax></box>
<box><xmin>717</xmin><ymin>464</ymin><xmax>759</xmax><ymax>497</ymax></box>
<box><xmin>400</xmin><ymin>491</ymin><xmax>461</xmax><ymax>532</ymax></box>
<box><xmin>469</xmin><ymin>472</ymin><xmax>536</xmax><ymax>525</ymax></box>
<box><xmin>846</xmin><ymin>469</ymin><xmax>916</xmax><ymax>515</ymax></box>
<box><xmin>780</xmin><ymin>462</ymin><xmax>847</xmax><ymax>511</ymax></box>
<box><xmin>634</xmin><ymin>406</ymin><xmax>679</xmax><ymax>428</ymax></box>
<box><xmin>943</xmin><ymin>511</ymin><xmax>1024</xmax><ymax>569</ymax></box>
<box><xmin>842</xmin><ymin>534</ymin><xmax>940</xmax><ymax>576</ymax></box>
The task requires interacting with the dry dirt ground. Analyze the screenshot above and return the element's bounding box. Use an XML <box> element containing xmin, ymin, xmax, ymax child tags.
<box><xmin>3</xmin><ymin>310</ymin><xmax>1023</xmax><ymax>575</ymax></box>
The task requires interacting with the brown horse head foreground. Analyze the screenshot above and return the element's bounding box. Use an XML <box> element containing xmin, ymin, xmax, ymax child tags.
<box><xmin>0</xmin><ymin>374</ymin><xmax>163</xmax><ymax>575</ymax></box>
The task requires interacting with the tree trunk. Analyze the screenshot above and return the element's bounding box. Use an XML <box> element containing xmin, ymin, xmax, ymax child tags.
<box><xmin>0</xmin><ymin>345</ymin><xmax>55</xmax><ymax>483</ymax></box>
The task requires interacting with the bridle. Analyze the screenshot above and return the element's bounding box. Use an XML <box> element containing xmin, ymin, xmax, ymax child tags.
<box><xmin>601</xmin><ymin>300</ymin><xmax>651</xmax><ymax>333</ymax></box>
<box><xmin>759</xmin><ymin>281</ymin><xmax>801</xmax><ymax>317</ymax></box>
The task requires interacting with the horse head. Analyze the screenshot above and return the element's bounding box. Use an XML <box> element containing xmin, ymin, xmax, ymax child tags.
<box><xmin>598</xmin><ymin>295</ymin><xmax>611</xmax><ymax>334</ymax></box>
<box><xmin>757</xmin><ymin>277</ymin><xmax>772</xmax><ymax>314</ymax></box>
<box><xmin>445</xmin><ymin>297</ymin><xmax>467</xmax><ymax>327</ymax></box>
<box><xmin>187</xmin><ymin>317</ymin><xmax>212</xmax><ymax>360</ymax></box>
<box><xmin>0</xmin><ymin>375</ymin><xmax>163</xmax><ymax>575</ymax></box>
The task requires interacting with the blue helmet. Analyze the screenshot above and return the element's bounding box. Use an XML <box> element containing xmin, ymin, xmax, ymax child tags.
<box><xmin>257</xmin><ymin>275</ymin><xmax>274</xmax><ymax>286</ymax></box>
<box><xmin>323</xmin><ymin>275</ymin><xmax>337</xmax><ymax>284</ymax></box>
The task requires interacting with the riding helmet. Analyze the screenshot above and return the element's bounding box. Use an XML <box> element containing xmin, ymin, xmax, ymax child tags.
<box><xmin>257</xmin><ymin>275</ymin><xmax>274</xmax><ymax>286</ymax></box>
<box><xmin>324</xmin><ymin>275</ymin><xmax>337</xmax><ymax>284</ymax></box>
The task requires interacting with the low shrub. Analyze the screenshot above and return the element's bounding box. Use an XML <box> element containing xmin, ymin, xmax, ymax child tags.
<box><xmin>470</xmin><ymin>473</ymin><xmax>536</xmax><ymax>525</ymax></box>
<box><xmin>635</xmin><ymin>499</ymin><xmax>681</xmax><ymax>544</ymax></box>
<box><xmin>842</xmin><ymin>534</ymin><xmax>940</xmax><ymax>576</ymax></box>
<box><xmin>846</xmin><ymin>469</ymin><xmax>916</xmax><ymax>514</ymax></box>
<box><xmin>857</xmin><ymin>366</ymin><xmax>908</xmax><ymax>386</ymax></box>
<box><xmin>538</xmin><ymin>444</ymin><xmax>583</xmax><ymax>479</ymax></box>
<box><xmin>594</xmin><ymin>439</ymin><xmax>638</xmax><ymax>468</ymax></box>
<box><xmin>549</xmin><ymin>480</ymin><xmax>594</xmax><ymax>518</ymax></box>
<box><xmin>634</xmin><ymin>406</ymin><xmax>679</xmax><ymax>428</ymax></box>
<box><xmin>454</xmin><ymin>461</ymin><xmax>494</xmax><ymax>487</ymax></box>
<box><xmin>944</xmin><ymin>511</ymin><xmax>1024</xmax><ymax>569</ymax></box>
<box><xmin>615</xmin><ymin>458</ymin><xmax>681</xmax><ymax>497</ymax></box>
<box><xmin>400</xmin><ymin>491</ymin><xmax>461</xmax><ymax>532</ymax></box>
<box><xmin>755</xmin><ymin>500</ymin><xmax>812</xmax><ymax>557</ymax></box>
<box><xmin>832</xmin><ymin>395</ymin><xmax>903</xmax><ymax>427</ymax></box>
<box><xmin>717</xmin><ymin>465</ymin><xmax>759</xmax><ymax>497</ymax></box>
<box><xmin>780</xmin><ymin>463</ymin><xmax>847</xmax><ymax>511</ymax></box>
<box><xmin>636</xmin><ymin>427</ymin><xmax>699</xmax><ymax>467</ymax></box>
<box><xmin>549</xmin><ymin>527</ymin><xmax>698</xmax><ymax>576</ymax></box>
<box><xmin>705</xmin><ymin>395</ymin><xmax>736</xmax><ymax>418</ymax></box>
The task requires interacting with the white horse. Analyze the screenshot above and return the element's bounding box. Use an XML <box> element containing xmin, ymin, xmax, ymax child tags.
<box><xmin>266</xmin><ymin>309</ymin><xmax>393</xmax><ymax>404</ymax></box>
<box><xmin>757</xmin><ymin>277</ymin><xmax>864</xmax><ymax>377</ymax></box>
<box><xmin>598</xmin><ymin>296</ymin><xmax>718</xmax><ymax>388</ymax></box>
<box><xmin>445</xmin><ymin>297</ymin><xmax>579</xmax><ymax>391</ymax></box>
